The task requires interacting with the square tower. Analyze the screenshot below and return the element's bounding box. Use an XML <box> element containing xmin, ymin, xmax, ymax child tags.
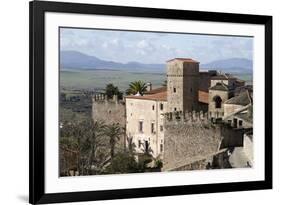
<box><xmin>166</xmin><ymin>58</ymin><xmax>199</xmax><ymax>113</ymax></box>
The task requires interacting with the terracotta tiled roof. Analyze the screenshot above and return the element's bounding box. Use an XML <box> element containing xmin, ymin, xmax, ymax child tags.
<box><xmin>126</xmin><ymin>91</ymin><xmax>167</xmax><ymax>101</ymax></box>
<box><xmin>198</xmin><ymin>90</ymin><xmax>209</xmax><ymax>104</ymax></box>
<box><xmin>166</xmin><ymin>58</ymin><xmax>199</xmax><ymax>63</ymax></box>
<box><xmin>126</xmin><ymin>88</ymin><xmax>209</xmax><ymax>104</ymax></box>
<box><xmin>144</xmin><ymin>86</ymin><xmax>167</xmax><ymax>94</ymax></box>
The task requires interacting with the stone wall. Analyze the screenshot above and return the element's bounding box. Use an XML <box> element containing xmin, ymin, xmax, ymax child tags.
<box><xmin>163</xmin><ymin>111</ymin><xmax>223</xmax><ymax>171</ymax></box>
<box><xmin>92</xmin><ymin>94</ymin><xmax>126</xmax><ymax>127</ymax></box>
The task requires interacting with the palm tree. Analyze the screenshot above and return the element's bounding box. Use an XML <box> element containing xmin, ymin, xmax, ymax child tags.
<box><xmin>126</xmin><ymin>136</ymin><xmax>136</xmax><ymax>155</ymax></box>
<box><xmin>104</xmin><ymin>123</ymin><xmax>124</xmax><ymax>160</ymax></box>
<box><xmin>126</xmin><ymin>80</ymin><xmax>147</xmax><ymax>95</ymax></box>
<box><xmin>82</xmin><ymin>120</ymin><xmax>107</xmax><ymax>174</ymax></box>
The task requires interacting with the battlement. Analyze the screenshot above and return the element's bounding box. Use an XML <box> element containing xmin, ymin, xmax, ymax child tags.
<box><xmin>163</xmin><ymin>110</ymin><xmax>209</xmax><ymax>124</ymax></box>
<box><xmin>92</xmin><ymin>93</ymin><xmax>126</xmax><ymax>127</ymax></box>
<box><xmin>92</xmin><ymin>93</ymin><xmax>124</xmax><ymax>104</ymax></box>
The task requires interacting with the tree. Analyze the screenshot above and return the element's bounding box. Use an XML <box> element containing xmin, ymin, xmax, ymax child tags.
<box><xmin>105</xmin><ymin>152</ymin><xmax>139</xmax><ymax>174</ymax></box>
<box><xmin>105</xmin><ymin>83</ymin><xmax>122</xmax><ymax>99</ymax></box>
<box><xmin>126</xmin><ymin>80</ymin><xmax>147</xmax><ymax>95</ymax></box>
<box><xmin>59</xmin><ymin>120</ymin><xmax>109</xmax><ymax>176</ymax></box>
<box><xmin>104</xmin><ymin>123</ymin><xmax>124</xmax><ymax>160</ymax></box>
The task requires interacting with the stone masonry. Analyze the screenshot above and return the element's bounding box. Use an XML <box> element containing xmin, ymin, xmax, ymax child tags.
<box><xmin>163</xmin><ymin>111</ymin><xmax>223</xmax><ymax>171</ymax></box>
<box><xmin>92</xmin><ymin>94</ymin><xmax>126</xmax><ymax>127</ymax></box>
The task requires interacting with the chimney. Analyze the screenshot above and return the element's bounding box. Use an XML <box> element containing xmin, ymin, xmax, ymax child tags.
<box><xmin>147</xmin><ymin>82</ymin><xmax>152</xmax><ymax>91</ymax></box>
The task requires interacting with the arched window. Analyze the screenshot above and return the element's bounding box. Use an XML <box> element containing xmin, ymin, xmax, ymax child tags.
<box><xmin>213</xmin><ymin>95</ymin><xmax>222</xmax><ymax>108</ymax></box>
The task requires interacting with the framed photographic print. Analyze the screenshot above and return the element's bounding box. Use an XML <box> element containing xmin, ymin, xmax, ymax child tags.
<box><xmin>29</xmin><ymin>0</ymin><xmax>272</xmax><ymax>204</ymax></box>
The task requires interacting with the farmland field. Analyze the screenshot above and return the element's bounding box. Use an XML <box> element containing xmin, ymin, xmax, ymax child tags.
<box><xmin>60</xmin><ymin>69</ymin><xmax>166</xmax><ymax>91</ymax></box>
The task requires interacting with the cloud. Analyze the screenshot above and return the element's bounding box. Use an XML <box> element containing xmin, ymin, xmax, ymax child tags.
<box><xmin>60</xmin><ymin>28</ymin><xmax>253</xmax><ymax>64</ymax></box>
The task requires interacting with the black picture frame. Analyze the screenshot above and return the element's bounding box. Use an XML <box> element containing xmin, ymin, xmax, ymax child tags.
<box><xmin>29</xmin><ymin>0</ymin><xmax>272</xmax><ymax>204</ymax></box>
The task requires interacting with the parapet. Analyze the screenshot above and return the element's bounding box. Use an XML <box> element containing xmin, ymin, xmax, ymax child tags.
<box><xmin>163</xmin><ymin>110</ymin><xmax>209</xmax><ymax>123</ymax></box>
<box><xmin>92</xmin><ymin>93</ymin><xmax>123</xmax><ymax>104</ymax></box>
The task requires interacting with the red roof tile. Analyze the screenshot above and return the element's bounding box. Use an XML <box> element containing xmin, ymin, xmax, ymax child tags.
<box><xmin>126</xmin><ymin>91</ymin><xmax>167</xmax><ymax>101</ymax></box>
<box><xmin>198</xmin><ymin>90</ymin><xmax>209</xmax><ymax>104</ymax></box>
<box><xmin>126</xmin><ymin>88</ymin><xmax>209</xmax><ymax>104</ymax></box>
<box><xmin>144</xmin><ymin>86</ymin><xmax>167</xmax><ymax>94</ymax></box>
<box><xmin>166</xmin><ymin>58</ymin><xmax>199</xmax><ymax>63</ymax></box>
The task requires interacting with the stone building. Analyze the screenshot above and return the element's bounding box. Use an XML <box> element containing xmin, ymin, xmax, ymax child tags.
<box><xmin>166</xmin><ymin>58</ymin><xmax>199</xmax><ymax>112</ymax></box>
<box><xmin>92</xmin><ymin>57</ymin><xmax>253</xmax><ymax>171</ymax></box>
<box><xmin>92</xmin><ymin>93</ymin><xmax>126</xmax><ymax>127</ymax></box>
<box><xmin>126</xmin><ymin>89</ymin><xmax>167</xmax><ymax>158</ymax></box>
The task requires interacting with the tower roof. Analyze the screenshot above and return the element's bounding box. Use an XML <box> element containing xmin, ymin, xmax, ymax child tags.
<box><xmin>166</xmin><ymin>58</ymin><xmax>199</xmax><ymax>63</ymax></box>
<box><xmin>224</xmin><ymin>90</ymin><xmax>252</xmax><ymax>106</ymax></box>
<box><xmin>209</xmin><ymin>82</ymin><xmax>229</xmax><ymax>91</ymax></box>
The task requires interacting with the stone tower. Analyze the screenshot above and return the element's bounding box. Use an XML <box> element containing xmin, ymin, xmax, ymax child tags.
<box><xmin>208</xmin><ymin>80</ymin><xmax>230</xmax><ymax>119</ymax></box>
<box><xmin>167</xmin><ymin>58</ymin><xmax>199</xmax><ymax>113</ymax></box>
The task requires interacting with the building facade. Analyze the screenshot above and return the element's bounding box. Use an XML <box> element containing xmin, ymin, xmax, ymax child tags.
<box><xmin>92</xmin><ymin>57</ymin><xmax>253</xmax><ymax>170</ymax></box>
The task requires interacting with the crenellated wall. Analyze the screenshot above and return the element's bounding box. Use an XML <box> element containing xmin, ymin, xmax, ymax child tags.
<box><xmin>92</xmin><ymin>93</ymin><xmax>126</xmax><ymax>128</ymax></box>
<box><xmin>163</xmin><ymin>111</ymin><xmax>223</xmax><ymax>171</ymax></box>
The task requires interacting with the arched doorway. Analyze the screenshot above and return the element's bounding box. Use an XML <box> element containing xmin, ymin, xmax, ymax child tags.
<box><xmin>213</xmin><ymin>95</ymin><xmax>222</xmax><ymax>108</ymax></box>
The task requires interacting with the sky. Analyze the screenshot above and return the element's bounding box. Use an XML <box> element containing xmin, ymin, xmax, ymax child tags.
<box><xmin>60</xmin><ymin>27</ymin><xmax>253</xmax><ymax>65</ymax></box>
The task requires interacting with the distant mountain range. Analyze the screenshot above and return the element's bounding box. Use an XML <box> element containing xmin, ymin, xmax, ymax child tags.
<box><xmin>201</xmin><ymin>58</ymin><xmax>253</xmax><ymax>74</ymax></box>
<box><xmin>60</xmin><ymin>51</ymin><xmax>164</xmax><ymax>73</ymax></box>
<box><xmin>60</xmin><ymin>50</ymin><xmax>252</xmax><ymax>74</ymax></box>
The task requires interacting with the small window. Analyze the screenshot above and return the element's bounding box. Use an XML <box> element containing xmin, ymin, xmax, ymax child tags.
<box><xmin>160</xmin><ymin>103</ymin><xmax>164</xmax><ymax>110</ymax></box>
<box><xmin>138</xmin><ymin>140</ymin><xmax>141</xmax><ymax>148</ymax></box>
<box><xmin>160</xmin><ymin>125</ymin><xmax>163</xmax><ymax>132</ymax></box>
<box><xmin>233</xmin><ymin>118</ymin><xmax>238</xmax><ymax>128</ymax></box>
<box><xmin>139</xmin><ymin>121</ymin><xmax>143</xmax><ymax>133</ymax></box>
<box><xmin>152</xmin><ymin>105</ymin><xmax>155</xmax><ymax>110</ymax></box>
<box><xmin>151</xmin><ymin>123</ymin><xmax>155</xmax><ymax>134</ymax></box>
<box><xmin>160</xmin><ymin>144</ymin><xmax>163</xmax><ymax>152</ymax></box>
<box><xmin>239</xmin><ymin>120</ymin><xmax>243</xmax><ymax>127</ymax></box>
<box><xmin>173</xmin><ymin>87</ymin><xmax>176</xmax><ymax>93</ymax></box>
<box><xmin>174</xmin><ymin>107</ymin><xmax>177</xmax><ymax>111</ymax></box>
<box><xmin>190</xmin><ymin>88</ymin><xmax>192</xmax><ymax>93</ymax></box>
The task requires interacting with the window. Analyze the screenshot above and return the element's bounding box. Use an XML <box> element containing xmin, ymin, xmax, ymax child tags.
<box><xmin>160</xmin><ymin>125</ymin><xmax>163</xmax><ymax>132</ymax></box>
<box><xmin>239</xmin><ymin>120</ymin><xmax>243</xmax><ymax>127</ymax></box>
<box><xmin>213</xmin><ymin>95</ymin><xmax>222</xmax><ymax>108</ymax></box>
<box><xmin>152</xmin><ymin>105</ymin><xmax>155</xmax><ymax>110</ymax></box>
<box><xmin>160</xmin><ymin>103</ymin><xmax>164</xmax><ymax>110</ymax></box>
<box><xmin>173</xmin><ymin>87</ymin><xmax>176</xmax><ymax>93</ymax></box>
<box><xmin>190</xmin><ymin>88</ymin><xmax>192</xmax><ymax>93</ymax></box>
<box><xmin>233</xmin><ymin>118</ymin><xmax>238</xmax><ymax>128</ymax></box>
<box><xmin>174</xmin><ymin>107</ymin><xmax>177</xmax><ymax>111</ymax></box>
<box><xmin>144</xmin><ymin>141</ymin><xmax>149</xmax><ymax>153</ymax></box>
<box><xmin>160</xmin><ymin>144</ymin><xmax>163</xmax><ymax>152</ymax></box>
<box><xmin>151</xmin><ymin>123</ymin><xmax>155</xmax><ymax>134</ymax></box>
<box><xmin>138</xmin><ymin>140</ymin><xmax>141</xmax><ymax>148</ymax></box>
<box><xmin>139</xmin><ymin>121</ymin><xmax>143</xmax><ymax>133</ymax></box>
